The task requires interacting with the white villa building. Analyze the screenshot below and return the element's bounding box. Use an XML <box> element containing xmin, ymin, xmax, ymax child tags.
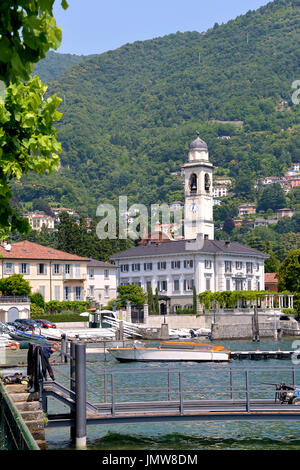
<box><xmin>111</xmin><ymin>134</ymin><xmax>268</xmax><ymax>314</ymax></box>
<box><xmin>87</xmin><ymin>259</ymin><xmax>117</xmax><ymax>305</ymax></box>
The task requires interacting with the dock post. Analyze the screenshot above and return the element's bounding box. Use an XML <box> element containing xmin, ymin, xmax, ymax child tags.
<box><xmin>75</xmin><ymin>342</ymin><xmax>87</xmax><ymax>449</ymax></box>
<box><xmin>179</xmin><ymin>372</ymin><xmax>184</xmax><ymax>415</ymax></box>
<box><xmin>103</xmin><ymin>370</ymin><xmax>107</xmax><ymax>403</ymax></box>
<box><xmin>61</xmin><ymin>334</ymin><xmax>68</xmax><ymax>363</ymax></box>
<box><xmin>70</xmin><ymin>341</ymin><xmax>76</xmax><ymax>441</ymax></box>
<box><xmin>245</xmin><ymin>370</ymin><xmax>250</xmax><ymax>413</ymax></box>
<box><xmin>111</xmin><ymin>373</ymin><xmax>115</xmax><ymax>417</ymax></box>
<box><xmin>230</xmin><ymin>368</ymin><xmax>234</xmax><ymax>400</ymax></box>
<box><xmin>252</xmin><ymin>306</ymin><xmax>260</xmax><ymax>342</ymax></box>
<box><xmin>292</xmin><ymin>368</ymin><xmax>296</xmax><ymax>387</ymax></box>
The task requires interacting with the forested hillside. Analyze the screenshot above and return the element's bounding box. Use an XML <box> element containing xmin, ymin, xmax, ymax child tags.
<box><xmin>33</xmin><ymin>51</ymin><xmax>91</xmax><ymax>82</ymax></box>
<box><xmin>14</xmin><ymin>0</ymin><xmax>300</xmax><ymax>218</ymax></box>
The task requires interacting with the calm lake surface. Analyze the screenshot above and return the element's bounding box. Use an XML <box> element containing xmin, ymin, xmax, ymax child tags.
<box><xmin>2</xmin><ymin>336</ymin><xmax>300</xmax><ymax>450</ymax></box>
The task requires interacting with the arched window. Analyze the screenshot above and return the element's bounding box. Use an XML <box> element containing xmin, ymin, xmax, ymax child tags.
<box><xmin>205</xmin><ymin>173</ymin><xmax>211</xmax><ymax>192</ymax></box>
<box><xmin>189</xmin><ymin>174</ymin><xmax>197</xmax><ymax>193</ymax></box>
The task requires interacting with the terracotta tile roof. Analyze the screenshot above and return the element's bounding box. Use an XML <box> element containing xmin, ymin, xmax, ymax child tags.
<box><xmin>264</xmin><ymin>273</ymin><xmax>278</xmax><ymax>284</ymax></box>
<box><xmin>0</xmin><ymin>241</ymin><xmax>89</xmax><ymax>261</ymax></box>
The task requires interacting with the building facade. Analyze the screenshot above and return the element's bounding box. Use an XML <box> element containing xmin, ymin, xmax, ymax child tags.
<box><xmin>264</xmin><ymin>273</ymin><xmax>278</xmax><ymax>292</ymax></box>
<box><xmin>238</xmin><ymin>204</ymin><xmax>256</xmax><ymax>217</ymax></box>
<box><xmin>25</xmin><ymin>212</ymin><xmax>55</xmax><ymax>231</ymax></box>
<box><xmin>111</xmin><ymin>238</ymin><xmax>267</xmax><ymax>313</ymax></box>
<box><xmin>0</xmin><ymin>242</ymin><xmax>118</xmax><ymax>306</ymax></box>
<box><xmin>111</xmin><ymin>135</ymin><xmax>268</xmax><ymax>313</ymax></box>
<box><xmin>0</xmin><ymin>241</ymin><xmax>90</xmax><ymax>303</ymax></box>
<box><xmin>212</xmin><ymin>185</ymin><xmax>229</xmax><ymax>198</ymax></box>
<box><xmin>87</xmin><ymin>259</ymin><xmax>117</xmax><ymax>305</ymax></box>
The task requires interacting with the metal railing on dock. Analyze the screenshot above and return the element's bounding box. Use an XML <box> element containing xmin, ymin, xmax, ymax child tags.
<box><xmin>34</xmin><ymin>341</ymin><xmax>300</xmax><ymax>449</ymax></box>
<box><xmin>0</xmin><ymin>381</ymin><xmax>40</xmax><ymax>450</ymax></box>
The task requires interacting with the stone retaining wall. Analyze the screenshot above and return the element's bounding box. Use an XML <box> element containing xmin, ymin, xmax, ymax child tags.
<box><xmin>211</xmin><ymin>322</ymin><xmax>276</xmax><ymax>340</ymax></box>
<box><xmin>146</xmin><ymin>315</ymin><xmax>208</xmax><ymax>329</ymax></box>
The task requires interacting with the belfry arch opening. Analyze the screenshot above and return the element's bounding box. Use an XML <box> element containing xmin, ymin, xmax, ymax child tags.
<box><xmin>205</xmin><ymin>173</ymin><xmax>211</xmax><ymax>192</ymax></box>
<box><xmin>189</xmin><ymin>174</ymin><xmax>197</xmax><ymax>193</ymax></box>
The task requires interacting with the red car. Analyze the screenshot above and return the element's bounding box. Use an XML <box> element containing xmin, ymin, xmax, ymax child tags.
<box><xmin>36</xmin><ymin>319</ymin><xmax>57</xmax><ymax>329</ymax></box>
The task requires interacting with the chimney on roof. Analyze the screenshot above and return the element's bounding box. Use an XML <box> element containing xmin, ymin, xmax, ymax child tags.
<box><xmin>225</xmin><ymin>241</ymin><xmax>231</xmax><ymax>248</ymax></box>
<box><xmin>2</xmin><ymin>241</ymin><xmax>11</xmax><ymax>251</ymax></box>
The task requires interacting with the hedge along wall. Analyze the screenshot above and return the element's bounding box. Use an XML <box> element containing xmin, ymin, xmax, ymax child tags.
<box><xmin>30</xmin><ymin>300</ymin><xmax>92</xmax><ymax>322</ymax></box>
<box><xmin>30</xmin><ymin>312</ymin><xmax>85</xmax><ymax>323</ymax></box>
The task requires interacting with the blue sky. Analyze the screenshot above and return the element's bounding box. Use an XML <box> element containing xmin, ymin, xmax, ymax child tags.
<box><xmin>54</xmin><ymin>0</ymin><xmax>272</xmax><ymax>55</ymax></box>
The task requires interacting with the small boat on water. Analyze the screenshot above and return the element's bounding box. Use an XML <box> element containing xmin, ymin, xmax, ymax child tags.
<box><xmin>8</xmin><ymin>328</ymin><xmax>53</xmax><ymax>345</ymax></box>
<box><xmin>0</xmin><ymin>335</ymin><xmax>12</xmax><ymax>348</ymax></box>
<box><xmin>108</xmin><ymin>341</ymin><xmax>230</xmax><ymax>363</ymax></box>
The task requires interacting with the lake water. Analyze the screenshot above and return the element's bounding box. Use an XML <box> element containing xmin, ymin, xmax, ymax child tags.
<box><xmin>2</xmin><ymin>336</ymin><xmax>300</xmax><ymax>450</ymax></box>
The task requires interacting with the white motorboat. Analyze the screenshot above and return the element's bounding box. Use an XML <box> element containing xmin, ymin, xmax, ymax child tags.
<box><xmin>0</xmin><ymin>336</ymin><xmax>12</xmax><ymax>348</ymax></box>
<box><xmin>194</xmin><ymin>328</ymin><xmax>211</xmax><ymax>337</ymax></box>
<box><xmin>108</xmin><ymin>341</ymin><xmax>230</xmax><ymax>362</ymax></box>
<box><xmin>170</xmin><ymin>329</ymin><xmax>192</xmax><ymax>339</ymax></box>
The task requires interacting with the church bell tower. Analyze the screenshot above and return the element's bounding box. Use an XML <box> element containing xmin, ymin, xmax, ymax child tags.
<box><xmin>182</xmin><ymin>133</ymin><xmax>214</xmax><ymax>240</ymax></box>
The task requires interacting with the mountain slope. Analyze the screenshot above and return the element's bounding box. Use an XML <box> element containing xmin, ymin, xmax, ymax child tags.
<box><xmin>15</xmin><ymin>0</ymin><xmax>300</xmax><ymax>216</ymax></box>
<box><xmin>33</xmin><ymin>51</ymin><xmax>92</xmax><ymax>82</ymax></box>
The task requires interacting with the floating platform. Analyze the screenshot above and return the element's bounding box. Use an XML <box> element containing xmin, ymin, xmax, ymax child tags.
<box><xmin>230</xmin><ymin>350</ymin><xmax>299</xmax><ymax>360</ymax></box>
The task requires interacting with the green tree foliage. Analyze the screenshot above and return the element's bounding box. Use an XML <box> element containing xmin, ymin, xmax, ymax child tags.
<box><xmin>277</xmin><ymin>249</ymin><xmax>300</xmax><ymax>292</ymax></box>
<box><xmin>32</xmin><ymin>198</ymin><xmax>54</xmax><ymax>216</ymax></box>
<box><xmin>199</xmin><ymin>290</ymin><xmax>269</xmax><ymax>311</ymax></box>
<box><xmin>116</xmin><ymin>285</ymin><xmax>147</xmax><ymax>307</ymax></box>
<box><xmin>0</xmin><ymin>0</ymin><xmax>68</xmax><ymax>234</ymax></box>
<box><xmin>0</xmin><ymin>0</ymin><xmax>68</xmax><ymax>83</ymax></box>
<box><xmin>155</xmin><ymin>288</ymin><xmax>159</xmax><ymax>315</ymax></box>
<box><xmin>34</xmin><ymin>51</ymin><xmax>90</xmax><ymax>82</ymax></box>
<box><xmin>274</xmin><ymin>212</ymin><xmax>300</xmax><ymax>234</ymax></box>
<box><xmin>257</xmin><ymin>183</ymin><xmax>287</xmax><ymax>212</ymax></box>
<box><xmin>193</xmin><ymin>285</ymin><xmax>197</xmax><ymax>314</ymax></box>
<box><xmin>0</xmin><ymin>273</ymin><xmax>31</xmax><ymax>296</ymax></box>
<box><xmin>147</xmin><ymin>284</ymin><xmax>154</xmax><ymax>315</ymax></box>
<box><xmin>223</xmin><ymin>217</ymin><xmax>235</xmax><ymax>235</ymax></box>
<box><xmin>11</xmin><ymin>211</ymin><xmax>134</xmax><ymax>261</ymax></box>
<box><xmin>11</xmin><ymin>0</ymin><xmax>300</xmax><ymax>217</ymax></box>
<box><xmin>264</xmin><ymin>251</ymin><xmax>281</xmax><ymax>274</ymax></box>
<box><xmin>234</xmin><ymin>171</ymin><xmax>255</xmax><ymax>199</ymax></box>
<box><xmin>0</xmin><ymin>77</ymin><xmax>62</xmax><ymax>233</ymax></box>
<box><xmin>29</xmin><ymin>292</ymin><xmax>45</xmax><ymax>308</ymax></box>
<box><xmin>55</xmin><ymin>212</ymin><xmax>133</xmax><ymax>262</ymax></box>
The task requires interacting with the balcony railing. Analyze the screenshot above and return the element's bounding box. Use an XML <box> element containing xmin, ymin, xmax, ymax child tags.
<box><xmin>63</xmin><ymin>273</ymin><xmax>85</xmax><ymax>281</ymax></box>
<box><xmin>0</xmin><ymin>296</ymin><xmax>30</xmax><ymax>303</ymax></box>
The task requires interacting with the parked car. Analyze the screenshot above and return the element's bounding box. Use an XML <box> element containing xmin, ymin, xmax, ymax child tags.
<box><xmin>5</xmin><ymin>322</ymin><xmax>17</xmax><ymax>330</ymax></box>
<box><xmin>14</xmin><ymin>319</ymin><xmax>40</xmax><ymax>329</ymax></box>
<box><xmin>35</xmin><ymin>319</ymin><xmax>57</xmax><ymax>329</ymax></box>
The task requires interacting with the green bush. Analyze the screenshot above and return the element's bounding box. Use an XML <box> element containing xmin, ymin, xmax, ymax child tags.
<box><xmin>175</xmin><ymin>308</ymin><xmax>195</xmax><ymax>315</ymax></box>
<box><xmin>45</xmin><ymin>300</ymin><xmax>91</xmax><ymax>314</ymax></box>
<box><xmin>0</xmin><ymin>274</ymin><xmax>31</xmax><ymax>296</ymax></box>
<box><xmin>29</xmin><ymin>292</ymin><xmax>45</xmax><ymax>308</ymax></box>
<box><xmin>281</xmin><ymin>309</ymin><xmax>297</xmax><ymax>316</ymax></box>
<box><xmin>199</xmin><ymin>290</ymin><xmax>270</xmax><ymax>311</ymax></box>
<box><xmin>30</xmin><ymin>304</ymin><xmax>45</xmax><ymax>316</ymax></box>
<box><xmin>30</xmin><ymin>312</ymin><xmax>85</xmax><ymax>323</ymax></box>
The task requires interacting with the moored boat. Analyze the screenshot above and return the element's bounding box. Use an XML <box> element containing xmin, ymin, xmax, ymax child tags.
<box><xmin>8</xmin><ymin>328</ymin><xmax>53</xmax><ymax>345</ymax></box>
<box><xmin>108</xmin><ymin>341</ymin><xmax>230</xmax><ymax>362</ymax></box>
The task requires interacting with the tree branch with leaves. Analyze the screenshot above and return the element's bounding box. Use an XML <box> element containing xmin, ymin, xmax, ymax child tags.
<box><xmin>0</xmin><ymin>0</ymin><xmax>68</xmax><ymax>234</ymax></box>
